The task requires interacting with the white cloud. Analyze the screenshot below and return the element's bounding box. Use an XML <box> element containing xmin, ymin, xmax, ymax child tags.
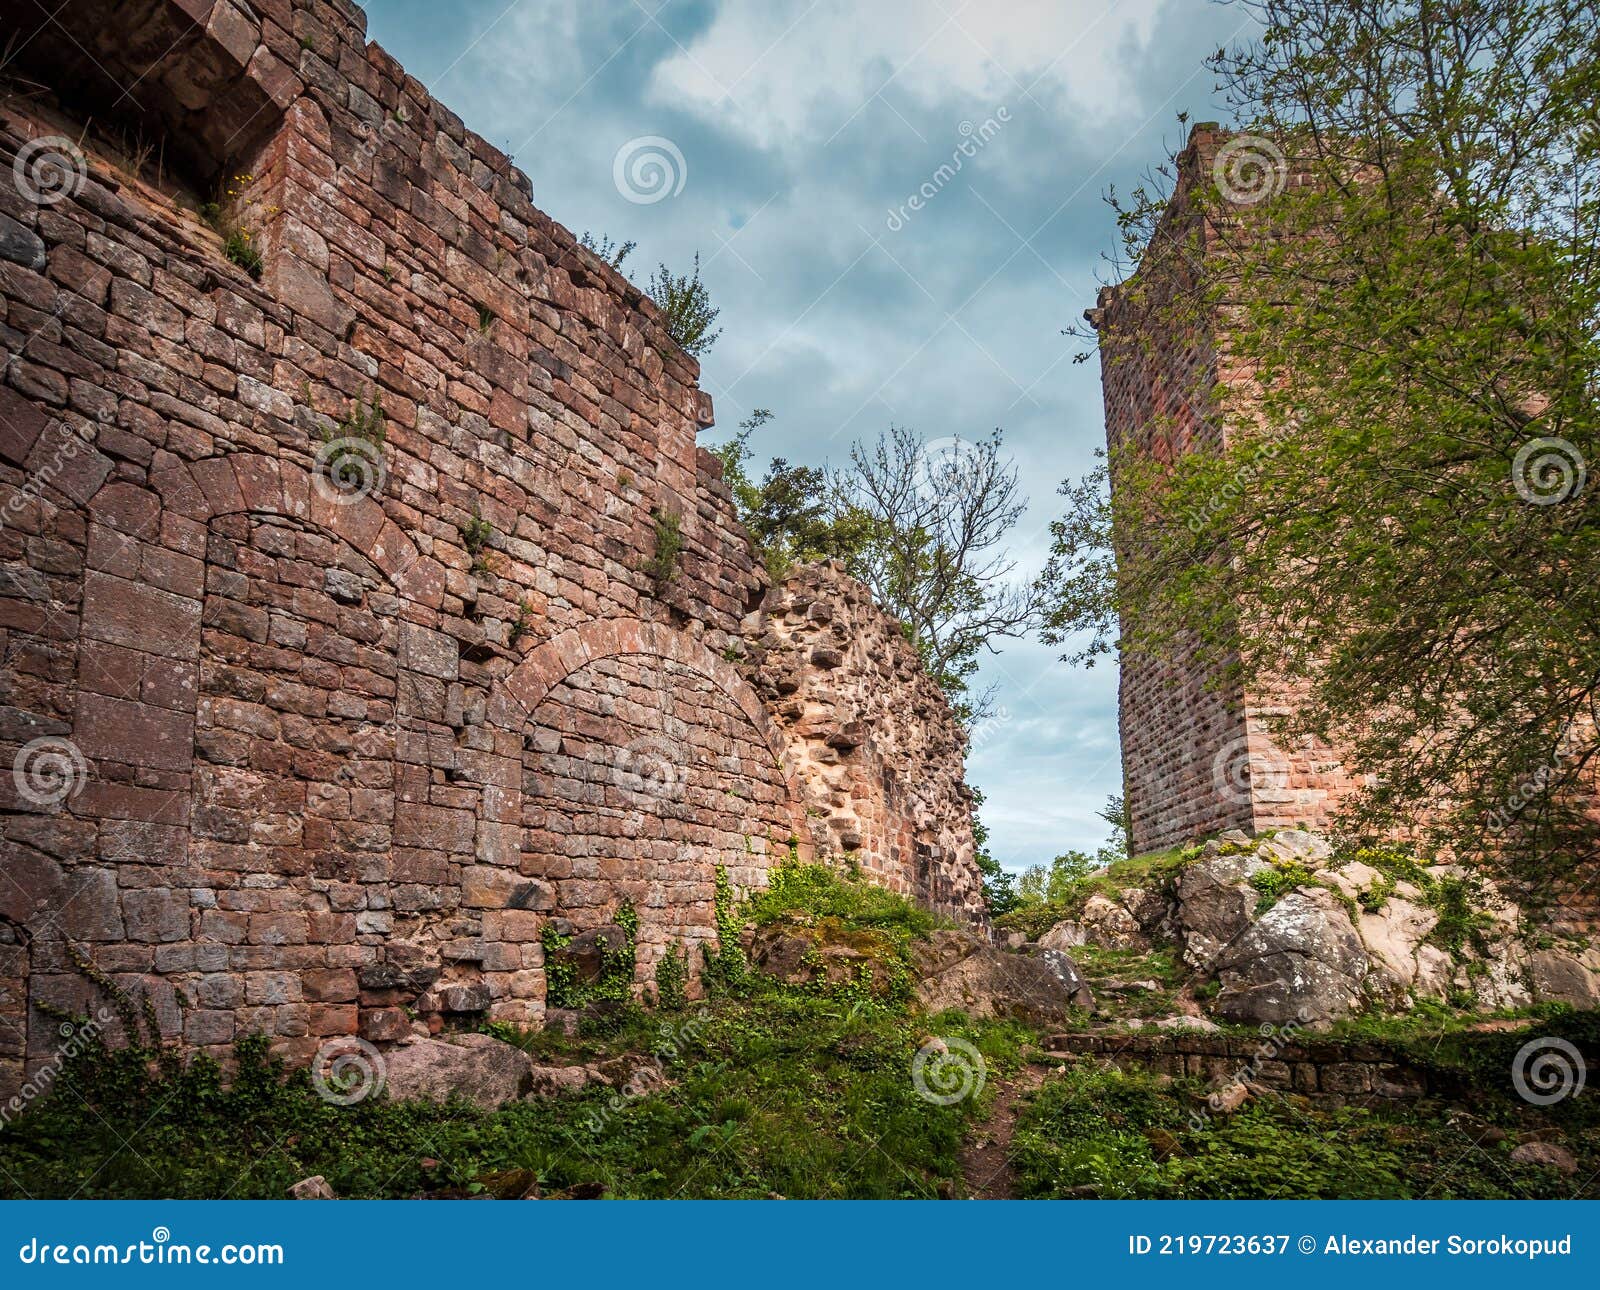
<box><xmin>647</xmin><ymin>0</ymin><xmax>1168</xmax><ymax>150</ymax></box>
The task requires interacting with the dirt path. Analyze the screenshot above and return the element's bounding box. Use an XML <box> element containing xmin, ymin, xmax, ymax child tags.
<box><xmin>958</xmin><ymin>1065</ymin><xmax>1045</xmax><ymax>1199</ymax></box>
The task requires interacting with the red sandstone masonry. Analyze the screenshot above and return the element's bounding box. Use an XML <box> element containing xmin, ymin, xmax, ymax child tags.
<box><xmin>0</xmin><ymin>0</ymin><xmax>980</xmax><ymax>1096</ymax></box>
<box><xmin>1088</xmin><ymin>125</ymin><xmax>1358</xmax><ymax>856</ymax></box>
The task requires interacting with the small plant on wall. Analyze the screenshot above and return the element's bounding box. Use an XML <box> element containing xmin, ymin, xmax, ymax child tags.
<box><xmin>462</xmin><ymin>508</ymin><xmax>496</xmax><ymax>575</ymax></box>
<box><xmin>644</xmin><ymin>508</ymin><xmax>684</xmax><ymax>587</ymax></box>
<box><xmin>200</xmin><ymin>174</ymin><xmax>263</xmax><ymax>280</ymax></box>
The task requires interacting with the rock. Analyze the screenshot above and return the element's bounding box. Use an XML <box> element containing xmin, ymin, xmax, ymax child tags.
<box><xmin>382</xmin><ymin>1032</ymin><xmax>533</xmax><ymax>1108</ymax></box>
<box><xmin>287</xmin><ymin>1175</ymin><xmax>335</xmax><ymax>1199</ymax></box>
<box><xmin>748</xmin><ymin>920</ymin><xmax>900</xmax><ymax>994</ymax></box>
<box><xmin>1218</xmin><ymin>829</ymin><xmax>1254</xmax><ymax>847</ymax></box>
<box><xmin>1257</xmin><ymin>829</ymin><xmax>1332</xmax><ymax>867</ymax></box>
<box><xmin>1213</xmin><ymin>887</ymin><xmax>1370</xmax><ymax>1026</ymax></box>
<box><xmin>1208</xmin><ymin>1082</ymin><xmax>1252</xmax><ymax>1113</ymax></box>
<box><xmin>910</xmin><ymin>929</ymin><xmax>1093</xmax><ymax>1023</ymax></box>
<box><xmin>1509</xmin><ymin>1141</ymin><xmax>1577</xmax><ymax>1176</ymax></box>
<box><xmin>1038</xmin><ymin>921</ymin><xmax>1086</xmax><ymax>951</ymax></box>
<box><xmin>1153</xmin><ymin>1014</ymin><xmax>1219</xmax><ymax>1032</ymax></box>
<box><xmin>1077</xmin><ymin>892</ymin><xmax>1148</xmax><ymax>950</ymax></box>
<box><xmin>525</xmin><ymin>1064</ymin><xmax>595</xmax><ymax>1097</ymax></box>
<box><xmin>548</xmin><ymin>925</ymin><xmax>631</xmax><ymax>983</ymax></box>
<box><xmin>1529</xmin><ymin>949</ymin><xmax>1600</xmax><ymax>1008</ymax></box>
<box><xmin>1175</xmin><ymin>853</ymin><xmax>1267</xmax><ymax>970</ymax></box>
<box><xmin>1355</xmin><ymin>897</ymin><xmax>1438</xmax><ymax>994</ymax></box>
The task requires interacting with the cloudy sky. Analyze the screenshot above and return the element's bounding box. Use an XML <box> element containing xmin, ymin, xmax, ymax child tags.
<box><xmin>365</xmin><ymin>0</ymin><xmax>1253</xmax><ymax>873</ymax></box>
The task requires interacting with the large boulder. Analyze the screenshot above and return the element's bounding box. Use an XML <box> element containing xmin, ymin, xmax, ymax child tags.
<box><xmin>1213</xmin><ymin>887</ymin><xmax>1371</xmax><ymax>1027</ymax></box>
<box><xmin>1175</xmin><ymin>853</ymin><xmax>1267</xmax><ymax>970</ymax></box>
<box><xmin>382</xmin><ymin>1032</ymin><xmax>534</xmax><ymax>1108</ymax></box>
<box><xmin>1041</xmin><ymin>892</ymin><xmax>1148</xmax><ymax>953</ymax></box>
<box><xmin>911</xmin><ymin>929</ymin><xmax>1093</xmax><ymax>1023</ymax></box>
<box><xmin>747</xmin><ymin>920</ymin><xmax>902</xmax><ymax>994</ymax></box>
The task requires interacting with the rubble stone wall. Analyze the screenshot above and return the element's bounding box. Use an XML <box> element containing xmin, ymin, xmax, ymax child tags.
<box><xmin>0</xmin><ymin>0</ymin><xmax>980</xmax><ymax>1096</ymax></box>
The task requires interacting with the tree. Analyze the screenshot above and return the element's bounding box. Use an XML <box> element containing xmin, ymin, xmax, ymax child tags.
<box><xmin>709</xmin><ymin>410</ymin><xmax>874</xmax><ymax>580</ymax></box>
<box><xmin>646</xmin><ymin>252</ymin><xmax>722</xmax><ymax>357</ymax></box>
<box><xmin>837</xmin><ymin>426</ymin><xmax>1043</xmax><ymax>720</ymax></box>
<box><xmin>970</xmin><ymin>786</ymin><xmax>1019</xmax><ymax>916</ymax></box>
<box><xmin>578</xmin><ymin>231</ymin><xmax>635</xmax><ymax>271</ymax></box>
<box><xmin>1043</xmin><ymin>0</ymin><xmax>1600</xmax><ymax>886</ymax></box>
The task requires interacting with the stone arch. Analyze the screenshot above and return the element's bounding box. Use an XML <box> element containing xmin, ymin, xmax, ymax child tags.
<box><xmin>484</xmin><ymin>619</ymin><xmax>811</xmax><ymax>1000</ymax></box>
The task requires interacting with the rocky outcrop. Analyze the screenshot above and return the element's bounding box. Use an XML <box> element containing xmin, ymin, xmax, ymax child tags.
<box><xmin>1039</xmin><ymin>829</ymin><xmax>1600</xmax><ymax>1027</ymax></box>
<box><xmin>381</xmin><ymin>1033</ymin><xmax>535</xmax><ymax>1109</ymax></box>
<box><xmin>910</xmin><ymin>930</ymin><xmax>1093</xmax><ymax>1024</ymax></box>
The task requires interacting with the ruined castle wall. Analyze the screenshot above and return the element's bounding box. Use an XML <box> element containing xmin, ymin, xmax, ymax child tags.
<box><xmin>1093</xmin><ymin>125</ymin><xmax>1357</xmax><ymax>855</ymax></box>
<box><xmin>0</xmin><ymin>0</ymin><xmax>979</xmax><ymax>1095</ymax></box>
<box><xmin>736</xmin><ymin>562</ymin><xmax>983</xmax><ymax>923</ymax></box>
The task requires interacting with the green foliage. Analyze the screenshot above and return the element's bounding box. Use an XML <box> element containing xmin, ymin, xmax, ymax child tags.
<box><xmin>1042</xmin><ymin>0</ymin><xmax>1600</xmax><ymax>885</ymax></box>
<box><xmin>508</xmin><ymin>598</ymin><xmax>533</xmax><ymax>647</ymax></box>
<box><xmin>646</xmin><ymin>252</ymin><xmax>721</xmax><ymax>357</ymax></box>
<box><xmin>654</xmin><ymin>943</ymin><xmax>690</xmax><ymax>1010</ymax></box>
<box><xmin>1248</xmin><ymin>861</ymin><xmax>1317</xmax><ymax>913</ymax></box>
<box><xmin>222</xmin><ymin>227</ymin><xmax>262</xmax><ymax>279</ymax></box>
<box><xmin>474</xmin><ymin>303</ymin><xmax>496</xmax><ymax>333</ymax></box>
<box><xmin>1014</xmin><ymin>1038</ymin><xmax>1600</xmax><ymax>1200</ymax></box>
<box><xmin>578</xmin><ymin>231</ymin><xmax>635</xmax><ymax>271</ymax></box>
<box><xmin>700</xmin><ymin>864</ymin><xmax>749</xmax><ymax>991</ymax></box>
<box><xmin>543</xmin><ymin>903</ymin><xmax>638</xmax><ymax>1010</ymax></box>
<box><xmin>318</xmin><ymin>390</ymin><xmax>386</xmax><ymax>488</ymax></box>
<box><xmin>462</xmin><ymin>509</ymin><xmax>495</xmax><ymax>573</ymax></box>
<box><xmin>709</xmin><ymin>409</ymin><xmax>875</xmax><ymax>581</ymax></box>
<box><xmin>745</xmin><ymin>860</ymin><xmax>938</xmax><ymax>945</ymax></box>
<box><xmin>969</xmin><ymin>785</ymin><xmax>1018</xmax><ymax>916</ymax></box>
<box><xmin>643</xmin><ymin>509</ymin><xmax>684</xmax><ymax>586</ymax></box>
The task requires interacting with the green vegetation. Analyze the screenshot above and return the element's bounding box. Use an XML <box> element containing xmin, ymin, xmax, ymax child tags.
<box><xmin>1042</xmin><ymin>0</ymin><xmax>1600</xmax><ymax>884</ymax></box>
<box><xmin>317</xmin><ymin>390</ymin><xmax>387</xmax><ymax>489</ymax></box>
<box><xmin>542</xmin><ymin>901</ymin><xmax>637</xmax><ymax>1010</ymax></box>
<box><xmin>996</xmin><ymin>845</ymin><xmax>1191</xmax><ymax>940</ymax></box>
<box><xmin>461</xmin><ymin>509</ymin><xmax>495</xmax><ymax>574</ymax></box>
<box><xmin>645</xmin><ymin>253</ymin><xmax>722</xmax><ymax>357</ymax></box>
<box><xmin>1248</xmin><ymin>861</ymin><xmax>1317</xmax><ymax>914</ymax></box>
<box><xmin>644</xmin><ymin>509</ymin><xmax>684</xmax><ymax>586</ymax></box>
<box><xmin>1014</xmin><ymin>1023</ymin><xmax>1600</xmax><ymax>1199</ymax></box>
<box><xmin>508</xmin><ymin>597</ymin><xmax>533</xmax><ymax>646</ymax></box>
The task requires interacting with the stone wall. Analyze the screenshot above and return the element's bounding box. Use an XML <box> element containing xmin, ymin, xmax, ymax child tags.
<box><xmin>1087</xmin><ymin>124</ymin><xmax>1361</xmax><ymax>855</ymax></box>
<box><xmin>0</xmin><ymin>0</ymin><xmax>980</xmax><ymax>1096</ymax></box>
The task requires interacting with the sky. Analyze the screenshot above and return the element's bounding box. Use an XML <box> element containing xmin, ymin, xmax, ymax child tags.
<box><xmin>363</xmin><ymin>0</ymin><xmax>1253</xmax><ymax>874</ymax></box>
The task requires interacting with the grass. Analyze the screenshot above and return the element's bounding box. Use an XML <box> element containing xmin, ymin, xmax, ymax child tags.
<box><xmin>995</xmin><ymin>847</ymin><xmax>1192</xmax><ymax>940</ymax></box>
<box><xmin>0</xmin><ymin>863</ymin><xmax>1016</xmax><ymax>1200</ymax></box>
<box><xmin>1013</xmin><ymin>1033</ymin><xmax>1600</xmax><ymax>1200</ymax></box>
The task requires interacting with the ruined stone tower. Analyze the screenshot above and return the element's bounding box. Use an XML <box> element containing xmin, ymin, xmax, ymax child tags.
<box><xmin>1087</xmin><ymin>124</ymin><xmax>1363</xmax><ymax>857</ymax></box>
<box><xmin>0</xmin><ymin>0</ymin><xmax>982</xmax><ymax>1096</ymax></box>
